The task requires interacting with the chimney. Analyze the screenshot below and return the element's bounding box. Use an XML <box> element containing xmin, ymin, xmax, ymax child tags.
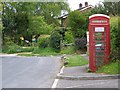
<box><xmin>79</xmin><ymin>3</ymin><xmax>82</xmax><ymax>9</ymax></box>
<box><xmin>85</xmin><ymin>2</ymin><xmax>88</xmax><ymax>7</ymax></box>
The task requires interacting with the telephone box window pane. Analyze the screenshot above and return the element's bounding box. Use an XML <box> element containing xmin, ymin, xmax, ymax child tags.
<box><xmin>96</xmin><ymin>52</ymin><xmax>105</xmax><ymax>56</ymax></box>
<box><xmin>96</xmin><ymin>57</ymin><xmax>104</xmax><ymax>67</ymax></box>
<box><xmin>94</xmin><ymin>27</ymin><xmax>106</xmax><ymax>67</ymax></box>
<box><xmin>95</xmin><ymin>33</ymin><xmax>102</xmax><ymax>36</ymax></box>
<box><xmin>95</xmin><ymin>32</ymin><xmax>106</xmax><ymax>37</ymax></box>
<box><xmin>95</xmin><ymin>37</ymin><xmax>105</xmax><ymax>41</ymax></box>
<box><xmin>95</xmin><ymin>43</ymin><xmax>105</xmax><ymax>51</ymax></box>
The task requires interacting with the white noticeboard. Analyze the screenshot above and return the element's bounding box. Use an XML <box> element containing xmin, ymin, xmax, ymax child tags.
<box><xmin>95</xmin><ymin>27</ymin><xmax>104</xmax><ymax>32</ymax></box>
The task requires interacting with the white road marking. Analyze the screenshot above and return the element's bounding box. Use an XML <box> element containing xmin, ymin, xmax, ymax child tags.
<box><xmin>51</xmin><ymin>64</ymin><xmax>65</xmax><ymax>88</ymax></box>
<box><xmin>51</xmin><ymin>66</ymin><xmax>65</xmax><ymax>88</ymax></box>
<box><xmin>60</xmin><ymin>66</ymin><xmax>65</xmax><ymax>74</ymax></box>
<box><xmin>51</xmin><ymin>79</ymin><xmax>59</xmax><ymax>88</ymax></box>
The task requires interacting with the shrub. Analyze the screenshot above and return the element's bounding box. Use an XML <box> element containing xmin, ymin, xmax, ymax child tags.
<box><xmin>50</xmin><ymin>28</ymin><xmax>62</xmax><ymax>52</ymax></box>
<box><xmin>60</xmin><ymin>46</ymin><xmax>75</xmax><ymax>54</ymax></box>
<box><xmin>110</xmin><ymin>17</ymin><xmax>120</xmax><ymax>61</ymax></box>
<box><xmin>64</xmin><ymin>31</ymin><xmax>74</xmax><ymax>44</ymax></box>
<box><xmin>67</xmin><ymin>11</ymin><xmax>88</xmax><ymax>51</ymax></box>
<box><xmin>37</xmin><ymin>35</ymin><xmax>50</xmax><ymax>48</ymax></box>
<box><xmin>2</xmin><ymin>44</ymin><xmax>21</xmax><ymax>54</ymax></box>
<box><xmin>75</xmin><ymin>38</ymin><xmax>87</xmax><ymax>52</ymax></box>
<box><xmin>2</xmin><ymin>44</ymin><xmax>34</xmax><ymax>54</ymax></box>
<box><xmin>2</xmin><ymin>37</ymin><xmax>34</xmax><ymax>53</ymax></box>
<box><xmin>67</xmin><ymin>10</ymin><xmax>87</xmax><ymax>38</ymax></box>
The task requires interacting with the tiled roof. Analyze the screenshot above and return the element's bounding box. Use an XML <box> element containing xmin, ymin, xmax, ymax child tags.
<box><xmin>59</xmin><ymin>5</ymin><xmax>94</xmax><ymax>19</ymax></box>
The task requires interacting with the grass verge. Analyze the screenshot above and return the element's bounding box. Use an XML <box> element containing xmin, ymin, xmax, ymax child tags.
<box><xmin>32</xmin><ymin>47</ymin><xmax>60</xmax><ymax>56</ymax></box>
<box><xmin>2</xmin><ymin>44</ymin><xmax>34</xmax><ymax>54</ymax></box>
<box><xmin>65</xmin><ymin>55</ymin><xmax>88</xmax><ymax>67</ymax></box>
<box><xmin>60</xmin><ymin>46</ymin><xmax>75</xmax><ymax>54</ymax></box>
<box><xmin>17</xmin><ymin>53</ymin><xmax>35</xmax><ymax>56</ymax></box>
<box><xmin>96</xmin><ymin>60</ymin><xmax>120</xmax><ymax>74</ymax></box>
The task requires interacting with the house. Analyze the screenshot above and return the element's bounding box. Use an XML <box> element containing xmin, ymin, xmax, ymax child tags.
<box><xmin>59</xmin><ymin>2</ymin><xmax>94</xmax><ymax>27</ymax></box>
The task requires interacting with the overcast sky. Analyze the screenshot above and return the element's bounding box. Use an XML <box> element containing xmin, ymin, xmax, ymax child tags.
<box><xmin>67</xmin><ymin>0</ymin><xmax>104</xmax><ymax>11</ymax></box>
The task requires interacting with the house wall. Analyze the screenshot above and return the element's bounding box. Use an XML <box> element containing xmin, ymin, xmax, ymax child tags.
<box><xmin>63</xmin><ymin>18</ymin><xmax>68</xmax><ymax>27</ymax></box>
<box><xmin>61</xmin><ymin>7</ymin><xmax>93</xmax><ymax>27</ymax></box>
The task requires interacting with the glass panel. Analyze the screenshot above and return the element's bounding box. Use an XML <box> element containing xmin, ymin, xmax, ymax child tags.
<box><xmin>95</xmin><ymin>33</ymin><xmax>103</xmax><ymax>36</ymax></box>
<box><xmin>94</xmin><ymin>27</ymin><xmax>106</xmax><ymax>67</ymax></box>
<box><xmin>96</xmin><ymin>52</ymin><xmax>105</xmax><ymax>56</ymax></box>
<box><xmin>96</xmin><ymin>57</ymin><xmax>104</xmax><ymax>67</ymax></box>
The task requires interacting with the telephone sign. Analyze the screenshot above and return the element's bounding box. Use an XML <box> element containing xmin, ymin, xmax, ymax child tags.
<box><xmin>88</xmin><ymin>14</ymin><xmax>110</xmax><ymax>72</ymax></box>
<box><xmin>95</xmin><ymin>27</ymin><xmax>104</xmax><ymax>32</ymax></box>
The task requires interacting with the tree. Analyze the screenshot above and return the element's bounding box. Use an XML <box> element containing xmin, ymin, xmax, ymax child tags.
<box><xmin>118</xmin><ymin>1</ymin><xmax>120</xmax><ymax>16</ymax></box>
<box><xmin>1</xmin><ymin>2</ymin><xmax>70</xmax><ymax>44</ymax></box>
<box><xmin>68</xmin><ymin>10</ymin><xmax>86</xmax><ymax>38</ymax></box>
<box><xmin>2</xmin><ymin>2</ymin><xmax>36</xmax><ymax>43</ymax></box>
<box><xmin>28</xmin><ymin>16</ymin><xmax>53</xmax><ymax>35</ymax></box>
<box><xmin>34</xmin><ymin>2</ymin><xmax>70</xmax><ymax>26</ymax></box>
<box><xmin>67</xmin><ymin>11</ymin><xmax>87</xmax><ymax>51</ymax></box>
<box><xmin>91</xmin><ymin>1</ymin><xmax>119</xmax><ymax>16</ymax></box>
<box><xmin>103</xmin><ymin>2</ymin><xmax>118</xmax><ymax>16</ymax></box>
<box><xmin>90</xmin><ymin>3</ymin><xmax>107</xmax><ymax>15</ymax></box>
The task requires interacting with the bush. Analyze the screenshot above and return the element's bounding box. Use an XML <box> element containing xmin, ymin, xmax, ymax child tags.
<box><xmin>68</xmin><ymin>11</ymin><xmax>87</xmax><ymax>38</ymax></box>
<box><xmin>60</xmin><ymin>46</ymin><xmax>75</xmax><ymax>54</ymax></box>
<box><xmin>64</xmin><ymin>31</ymin><xmax>74</xmax><ymax>44</ymax></box>
<box><xmin>110</xmin><ymin>16</ymin><xmax>120</xmax><ymax>61</ymax></box>
<box><xmin>75</xmin><ymin>38</ymin><xmax>87</xmax><ymax>52</ymax></box>
<box><xmin>2</xmin><ymin>44</ymin><xmax>21</xmax><ymax>54</ymax></box>
<box><xmin>2</xmin><ymin>37</ymin><xmax>34</xmax><ymax>53</ymax></box>
<box><xmin>50</xmin><ymin>28</ymin><xmax>62</xmax><ymax>52</ymax></box>
<box><xmin>37</xmin><ymin>35</ymin><xmax>50</xmax><ymax>48</ymax></box>
<box><xmin>2</xmin><ymin>44</ymin><xmax>34</xmax><ymax>54</ymax></box>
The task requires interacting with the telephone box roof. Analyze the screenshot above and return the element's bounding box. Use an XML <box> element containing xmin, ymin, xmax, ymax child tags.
<box><xmin>89</xmin><ymin>14</ymin><xmax>110</xmax><ymax>19</ymax></box>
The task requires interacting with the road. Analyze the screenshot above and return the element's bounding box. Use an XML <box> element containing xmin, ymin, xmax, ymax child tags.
<box><xmin>1</xmin><ymin>55</ymin><xmax>119</xmax><ymax>89</ymax></box>
<box><xmin>2</xmin><ymin>56</ymin><xmax>61</xmax><ymax>88</ymax></box>
<box><xmin>56</xmin><ymin>79</ymin><xmax>119</xmax><ymax>88</ymax></box>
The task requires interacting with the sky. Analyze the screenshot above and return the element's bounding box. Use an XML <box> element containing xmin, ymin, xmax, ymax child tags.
<box><xmin>67</xmin><ymin>0</ymin><xmax>104</xmax><ymax>11</ymax></box>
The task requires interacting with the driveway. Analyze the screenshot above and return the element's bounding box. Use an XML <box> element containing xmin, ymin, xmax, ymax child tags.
<box><xmin>2</xmin><ymin>56</ymin><xmax>61</xmax><ymax>88</ymax></box>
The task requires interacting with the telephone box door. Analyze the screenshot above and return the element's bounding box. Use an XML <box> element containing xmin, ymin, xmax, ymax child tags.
<box><xmin>89</xmin><ymin>14</ymin><xmax>110</xmax><ymax>72</ymax></box>
<box><xmin>93</xmin><ymin>27</ymin><xmax>107</xmax><ymax>68</ymax></box>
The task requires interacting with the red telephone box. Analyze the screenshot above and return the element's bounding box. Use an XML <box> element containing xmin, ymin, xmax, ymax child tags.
<box><xmin>89</xmin><ymin>14</ymin><xmax>110</xmax><ymax>72</ymax></box>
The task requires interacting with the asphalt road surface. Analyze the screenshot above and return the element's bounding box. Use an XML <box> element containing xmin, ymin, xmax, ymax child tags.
<box><xmin>56</xmin><ymin>79</ymin><xmax>119</xmax><ymax>88</ymax></box>
<box><xmin>2</xmin><ymin>56</ymin><xmax>61</xmax><ymax>88</ymax></box>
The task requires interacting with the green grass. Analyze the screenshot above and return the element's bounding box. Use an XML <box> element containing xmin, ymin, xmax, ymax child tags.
<box><xmin>2</xmin><ymin>43</ymin><xmax>34</xmax><ymax>54</ymax></box>
<box><xmin>32</xmin><ymin>47</ymin><xmax>60</xmax><ymax>56</ymax></box>
<box><xmin>96</xmin><ymin>61</ymin><xmax>120</xmax><ymax>74</ymax></box>
<box><xmin>60</xmin><ymin>46</ymin><xmax>75</xmax><ymax>54</ymax></box>
<box><xmin>66</xmin><ymin>55</ymin><xmax>89</xmax><ymax>67</ymax></box>
<box><xmin>17</xmin><ymin>53</ymin><xmax>35</xmax><ymax>56</ymax></box>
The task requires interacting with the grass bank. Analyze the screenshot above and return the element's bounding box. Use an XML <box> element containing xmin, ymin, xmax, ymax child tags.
<box><xmin>96</xmin><ymin>61</ymin><xmax>120</xmax><ymax>74</ymax></box>
<box><xmin>18</xmin><ymin>46</ymin><xmax>75</xmax><ymax>56</ymax></box>
<box><xmin>65</xmin><ymin>55</ymin><xmax>89</xmax><ymax>67</ymax></box>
